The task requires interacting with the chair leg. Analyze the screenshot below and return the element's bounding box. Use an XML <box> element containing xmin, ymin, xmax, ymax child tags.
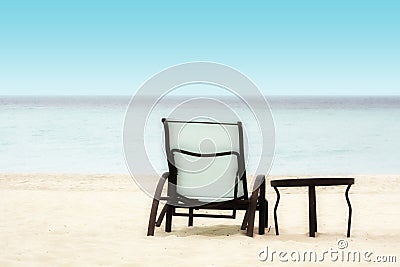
<box><xmin>265</xmin><ymin>200</ymin><xmax>268</xmax><ymax>228</ymax></box>
<box><xmin>258</xmin><ymin>180</ymin><xmax>266</xmax><ymax>235</ymax></box>
<box><xmin>155</xmin><ymin>204</ymin><xmax>168</xmax><ymax>227</ymax></box>
<box><xmin>147</xmin><ymin>198</ymin><xmax>160</xmax><ymax>236</ymax></box>
<box><xmin>165</xmin><ymin>205</ymin><xmax>173</xmax><ymax>232</ymax></box>
<box><xmin>246</xmin><ymin>192</ymin><xmax>258</xmax><ymax>237</ymax></box>
<box><xmin>148</xmin><ymin>172</ymin><xmax>169</xmax><ymax>235</ymax></box>
<box><xmin>258</xmin><ymin>198</ymin><xmax>266</xmax><ymax>235</ymax></box>
<box><xmin>241</xmin><ymin>208</ymin><xmax>249</xmax><ymax>230</ymax></box>
<box><xmin>188</xmin><ymin>208</ymin><xmax>194</xmax><ymax>226</ymax></box>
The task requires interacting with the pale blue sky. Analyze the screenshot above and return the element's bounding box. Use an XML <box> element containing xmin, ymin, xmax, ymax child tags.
<box><xmin>0</xmin><ymin>0</ymin><xmax>399</xmax><ymax>95</ymax></box>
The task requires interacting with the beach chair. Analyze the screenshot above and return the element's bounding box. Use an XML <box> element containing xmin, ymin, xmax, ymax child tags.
<box><xmin>147</xmin><ymin>118</ymin><xmax>268</xmax><ymax>237</ymax></box>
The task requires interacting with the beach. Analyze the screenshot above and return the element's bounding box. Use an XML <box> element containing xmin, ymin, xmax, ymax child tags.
<box><xmin>1</xmin><ymin>96</ymin><xmax>400</xmax><ymax>266</ymax></box>
<box><xmin>1</xmin><ymin>173</ymin><xmax>399</xmax><ymax>266</ymax></box>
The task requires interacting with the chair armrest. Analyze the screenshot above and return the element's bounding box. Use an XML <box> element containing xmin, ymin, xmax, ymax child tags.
<box><xmin>252</xmin><ymin>174</ymin><xmax>266</xmax><ymax>192</ymax></box>
<box><xmin>153</xmin><ymin>172</ymin><xmax>169</xmax><ymax>198</ymax></box>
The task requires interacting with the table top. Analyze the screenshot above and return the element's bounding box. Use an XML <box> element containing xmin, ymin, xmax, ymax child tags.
<box><xmin>270</xmin><ymin>178</ymin><xmax>355</xmax><ymax>187</ymax></box>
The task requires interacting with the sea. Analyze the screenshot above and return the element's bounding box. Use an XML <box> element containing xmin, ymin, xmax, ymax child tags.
<box><xmin>1</xmin><ymin>95</ymin><xmax>400</xmax><ymax>176</ymax></box>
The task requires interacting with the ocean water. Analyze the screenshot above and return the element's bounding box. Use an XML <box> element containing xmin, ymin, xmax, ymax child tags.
<box><xmin>1</xmin><ymin>96</ymin><xmax>400</xmax><ymax>175</ymax></box>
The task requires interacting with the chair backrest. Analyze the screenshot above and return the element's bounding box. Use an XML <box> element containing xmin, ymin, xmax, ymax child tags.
<box><xmin>162</xmin><ymin>118</ymin><xmax>248</xmax><ymax>203</ymax></box>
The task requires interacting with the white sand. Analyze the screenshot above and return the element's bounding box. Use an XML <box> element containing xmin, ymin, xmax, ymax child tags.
<box><xmin>1</xmin><ymin>174</ymin><xmax>399</xmax><ymax>266</ymax></box>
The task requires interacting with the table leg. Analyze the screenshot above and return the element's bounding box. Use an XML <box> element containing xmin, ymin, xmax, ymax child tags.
<box><xmin>345</xmin><ymin>185</ymin><xmax>352</xmax><ymax>237</ymax></box>
<box><xmin>314</xmin><ymin>191</ymin><xmax>317</xmax><ymax>233</ymax></box>
<box><xmin>308</xmin><ymin>186</ymin><xmax>316</xmax><ymax>237</ymax></box>
<box><xmin>273</xmin><ymin>186</ymin><xmax>280</xmax><ymax>235</ymax></box>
